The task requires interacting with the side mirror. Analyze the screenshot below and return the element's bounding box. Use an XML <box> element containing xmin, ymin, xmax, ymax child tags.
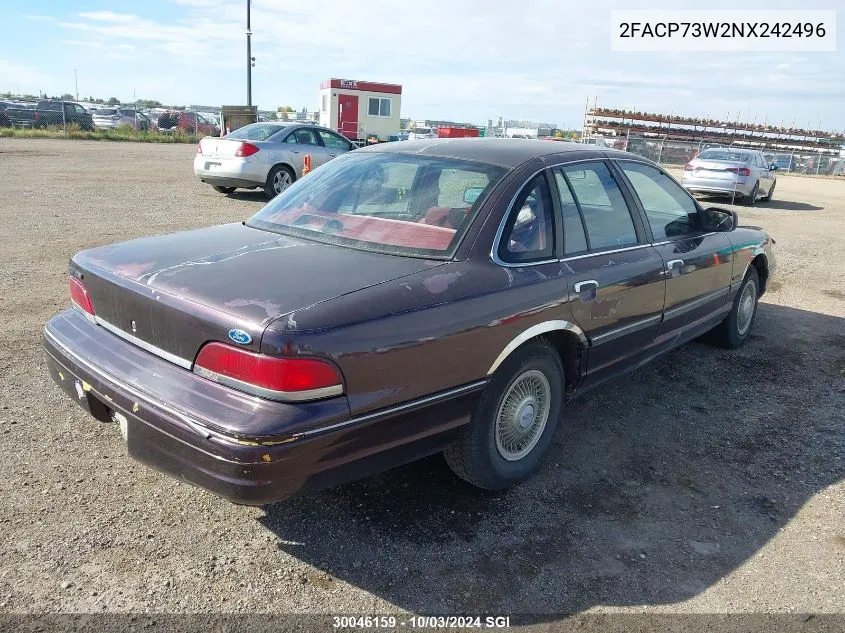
<box><xmin>701</xmin><ymin>206</ymin><xmax>738</xmax><ymax>232</ymax></box>
<box><xmin>770</xmin><ymin>164</ymin><xmax>779</xmax><ymax>171</ymax></box>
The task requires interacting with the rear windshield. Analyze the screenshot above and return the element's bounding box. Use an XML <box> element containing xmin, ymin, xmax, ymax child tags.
<box><xmin>247</xmin><ymin>152</ymin><xmax>507</xmax><ymax>258</ymax></box>
<box><xmin>227</xmin><ymin>123</ymin><xmax>287</xmax><ymax>141</ymax></box>
<box><xmin>95</xmin><ymin>109</ymin><xmax>118</xmax><ymax>116</ymax></box>
<box><xmin>698</xmin><ymin>150</ymin><xmax>751</xmax><ymax>162</ymax></box>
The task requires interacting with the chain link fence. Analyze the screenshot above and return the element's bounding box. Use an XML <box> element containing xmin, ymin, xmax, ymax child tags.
<box><xmin>607</xmin><ymin>133</ymin><xmax>844</xmax><ymax>176</ymax></box>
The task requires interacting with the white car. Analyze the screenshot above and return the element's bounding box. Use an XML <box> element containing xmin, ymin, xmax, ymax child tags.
<box><xmin>406</xmin><ymin>127</ymin><xmax>437</xmax><ymax>140</ymax></box>
<box><xmin>194</xmin><ymin>122</ymin><xmax>354</xmax><ymax>199</ymax></box>
<box><xmin>682</xmin><ymin>148</ymin><xmax>777</xmax><ymax>205</ymax></box>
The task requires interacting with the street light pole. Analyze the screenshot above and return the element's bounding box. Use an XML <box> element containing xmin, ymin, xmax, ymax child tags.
<box><xmin>246</xmin><ymin>0</ymin><xmax>252</xmax><ymax>106</ymax></box>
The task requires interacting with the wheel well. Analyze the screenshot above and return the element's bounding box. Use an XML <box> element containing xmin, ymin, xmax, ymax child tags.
<box><xmin>537</xmin><ymin>330</ymin><xmax>585</xmax><ymax>396</ymax></box>
<box><xmin>272</xmin><ymin>163</ymin><xmax>296</xmax><ymax>179</ymax></box>
<box><xmin>751</xmin><ymin>254</ymin><xmax>769</xmax><ymax>295</ymax></box>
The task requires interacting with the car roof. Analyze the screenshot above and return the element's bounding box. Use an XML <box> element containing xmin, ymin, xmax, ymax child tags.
<box><xmin>355</xmin><ymin>138</ymin><xmax>626</xmax><ymax>168</ymax></box>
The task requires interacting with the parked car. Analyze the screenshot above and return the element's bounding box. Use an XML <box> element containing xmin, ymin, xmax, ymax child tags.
<box><xmin>3</xmin><ymin>100</ymin><xmax>94</xmax><ymax>130</ymax></box>
<box><xmin>0</xmin><ymin>101</ymin><xmax>12</xmax><ymax>127</ymax></box>
<box><xmin>157</xmin><ymin>110</ymin><xmax>219</xmax><ymax>136</ymax></box>
<box><xmin>194</xmin><ymin>122</ymin><xmax>354</xmax><ymax>199</ymax></box>
<box><xmin>683</xmin><ymin>148</ymin><xmax>777</xmax><ymax>205</ymax></box>
<box><xmin>44</xmin><ymin>139</ymin><xmax>777</xmax><ymax>505</ymax></box>
<box><xmin>406</xmin><ymin>127</ymin><xmax>437</xmax><ymax>140</ymax></box>
<box><xmin>92</xmin><ymin>107</ymin><xmax>151</xmax><ymax>130</ymax></box>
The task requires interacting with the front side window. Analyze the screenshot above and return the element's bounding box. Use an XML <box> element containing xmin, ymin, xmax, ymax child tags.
<box><xmin>497</xmin><ymin>174</ymin><xmax>555</xmax><ymax>263</ymax></box>
<box><xmin>368</xmin><ymin>97</ymin><xmax>391</xmax><ymax>117</ymax></box>
<box><xmin>619</xmin><ymin>162</ymin><xmax>698</xmax><ymax>240</ymax></box>
<box><xmin>248</xmin><ymin>153</ymin><xmax>506</xmax><ymax>258</ymax></box>
<box><xmin>562</xmin><ymin>162</ymin><xmax>638</xmax><ymax>250</ymax></box>
<box><xmin>318</xmin><ymin>130</ymin><xmax>351</xmax><ymax>150</ymax></box>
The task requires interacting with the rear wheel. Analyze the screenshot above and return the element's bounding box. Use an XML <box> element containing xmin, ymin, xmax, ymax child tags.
<box><xmin>707</xmin><ymin>266</ymin><xmax>760</xmax><ymax>348</ymax></box>
<box><xmin>444</xmin><ymin>340</ymin><xmax>564</xmax><ymax>490</ymax></box>
<box><xmin>265</xmin><ymin>165</ymin><xmax>295</xmax><ymax>200</ymax></box>
<box><xmin>211</xmin><ymin>185</ymin><xmax>235</xmax><ymax>194</ymax></box>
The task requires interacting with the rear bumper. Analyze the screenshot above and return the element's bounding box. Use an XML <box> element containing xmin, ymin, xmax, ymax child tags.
<box><xmin>682</xmin><ymin>176</ymin><xmax>753</xmax><ymax>197</ymax></box>
<box><xmin>193</xmin><ymin>156</ymin><xmax>267</xmax><ymax>189</ymax></box>
<box><xmin>43</xmin><ymin>309</ymin><xmax>479</xmax><ymax>504</ymax></box>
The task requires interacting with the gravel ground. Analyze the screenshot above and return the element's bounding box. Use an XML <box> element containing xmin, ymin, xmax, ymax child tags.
<box><xmin>0</xmin><ymin>139</ymin><xmax>843</xmax><ymax>624</ymax></box>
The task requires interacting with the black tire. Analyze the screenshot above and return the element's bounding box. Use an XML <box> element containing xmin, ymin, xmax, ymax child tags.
<box><xmin>707</xmin><ymin>266</ymin><xmax>760</xmax><ymax>349</ymax></box>
<box><xmin>444</xmin><ymin>339</ymin><xmax>564</xmax><ymax>490</ymax></box>
<box><xmin>211</xmin><ymin>185</ymin><xmax>236</xmax><ymax>194</ymax></box>
<box><xmin>745</xmin><ymin>181</ymin><xmax>759</xmax><ymax>206</ymax></box>
<box><xmin>265</xmin><ymin>165</ymin><xmax>295</xmax><ymax>200</ymax></box>
<box><xmin>761</xmin><ymin>180</ymin><xmax>775</xmax><ymax>202</ymax></box>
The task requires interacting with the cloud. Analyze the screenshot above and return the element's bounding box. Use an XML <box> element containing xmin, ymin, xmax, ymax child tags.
<box><xmin>0</xmin><ymin>58</ymin><xmax>58</xmax><ymax>92</ymax></box>
<box><xmin>7</xmin><ymin>0</ymin><xmax>843</xmax><ymax>129</ymax></box>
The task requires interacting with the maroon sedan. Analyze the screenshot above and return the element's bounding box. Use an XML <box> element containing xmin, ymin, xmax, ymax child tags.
<box><xmin>44</xmin><ymin>139</ymin><xmax>776</xmax><ymax>504</ymax></box>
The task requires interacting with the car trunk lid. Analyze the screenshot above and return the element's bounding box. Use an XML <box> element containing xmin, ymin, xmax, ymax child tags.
<box><xmin>198</xmin><ymin>137</ymin><xmax>244</xmax><ymax>159</ymax></box>
<box><xmin>71</xmin><ymin>222</ymin><xmax>442</xmax><ymax>366</ymax></box>
<box><xmin>689</xmin><ymin>159</ymin><xmax>746</xmax><ymax>180</ymax></box>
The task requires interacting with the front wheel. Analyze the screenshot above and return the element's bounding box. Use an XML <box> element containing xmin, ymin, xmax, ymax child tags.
<box><xmin>761</xmin><ymin>180</ymin><xmax>775</xmax><ymax>202</ymax></box>
<box><xmin>707</xmin><ymin>267</ymin><xmax>760</xmax><ymax>348</ymax></box>
<box><xmin>744</xmin><ymin>181</ymin><xmax>759</xmax><ymax>206</ymax></box>
<box><xmin>444</xmin><ymin>339</ymin><xmax>564</xmax><ymax>490</ymax></box>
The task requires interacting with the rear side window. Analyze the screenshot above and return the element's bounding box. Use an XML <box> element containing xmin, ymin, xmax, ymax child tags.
<box><xmin>498</xmin><ymin>174</ymin><xmax>555</xmax><ymax>263</ymax></box>
<box><xmin>561</xmin><ymin>162</ymin><xmax>637</xmax><ymax>250</ymax></box>
<box><xmin>287</xmin><ymin>128</ymin><xmax>320</xmax><ymax>145</ymax></box>
<box><xmin>619</xmin><ymin>162</ymin><xmax>698</xmax><ymax>240</ymax></box>
<box><xmin>553</xmin><ymin>171</ymin><xmax>588</xmax><ymax>255</ymax></box>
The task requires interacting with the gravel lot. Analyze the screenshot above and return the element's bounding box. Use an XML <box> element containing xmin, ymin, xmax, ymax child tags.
<box><xmin>0</xmin><ymin>139</ymin><xmax>843</xmax><ymax>625</ymax></box>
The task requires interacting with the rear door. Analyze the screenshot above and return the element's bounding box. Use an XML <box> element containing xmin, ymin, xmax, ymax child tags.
<box><xmin>284</xmin><ymin>127</ymin><xmax>330</xmax><ymax>173</ymax></box>
<box><xmin>614</xmin><ymin>160</ymin><xmax>733</xmax><ymax>344</ymax></box>
<box><xmin>553</xmin><ymin>161</ymin><xmax>666</xmax><ymax>385</ymax></box>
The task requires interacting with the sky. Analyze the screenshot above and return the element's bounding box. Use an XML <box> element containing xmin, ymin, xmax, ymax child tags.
<box><xmin>1</xmin><ymin>0</ymin><xmax>843</xmax><ymax>131</ymax></box>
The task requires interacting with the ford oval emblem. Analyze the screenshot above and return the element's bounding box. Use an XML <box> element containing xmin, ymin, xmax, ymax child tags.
<box><xmin>228</xmin><ymin>329</ymin><xmax>252</xmax><ymax>345</ymax></box>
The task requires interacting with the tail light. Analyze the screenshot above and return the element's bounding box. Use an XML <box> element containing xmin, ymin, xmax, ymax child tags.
<box><xmin>684</xmin><ymin>163</ymin><xmax>694</xmax><ymax>171</ymax></box>
<box><xmin>193</xmin><ymin>342</ymin><xmax>343</xmax><ymax>401</ymax></box>
<box><xmin>68</xmin><ymin>277</ymin><xmax>96</xmax><ymax>322</ymax></box>
<box><xmin>235</xmin><ymin>142</ymin><xmax>260</xmax><ymax>157</ymax></box>
<box><xmin>34</xmin><ymin>112</ymin><xmax>41</xmax><ymax>121</ymax></box>
<box><xmin>196</xmin><ymin>143</ymin><xmax>202</xmax><ymax>155</ymax></box>
<box><xmin>727</xmin><ymin>167</ymin><xmax>752</xmax><ymax>176</ymax></box>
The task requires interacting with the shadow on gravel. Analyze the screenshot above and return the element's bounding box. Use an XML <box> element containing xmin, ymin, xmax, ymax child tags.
<box><xmin>258</xmin><ymin>303</ymin><xmax>844</xmax><ymax>617</ymax></box>
<box><xmin>695</xmin><ymin>195</ymin><xmax>823</xmax><ymax>212</ymax></box>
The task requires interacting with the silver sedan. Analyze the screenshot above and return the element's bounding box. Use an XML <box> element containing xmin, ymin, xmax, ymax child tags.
<box><xmin>682</xmin><ymin>147</ymin><xmax>777</xmax><ymax>205</ymax></box>
<box><xmin>194</xmin><ymin>123</ymin><xmax>354</xmax><ymax>199</ymax></box>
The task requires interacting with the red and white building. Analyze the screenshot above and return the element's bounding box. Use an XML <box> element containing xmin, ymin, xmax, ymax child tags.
<box><xmin>319</xmin><ymin>78</ymin><xmax>402</xmax><ymax>142</ymax></box>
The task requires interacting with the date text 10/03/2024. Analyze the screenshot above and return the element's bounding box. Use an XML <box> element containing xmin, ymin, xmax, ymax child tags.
<box><xmin>333</xmin><ymin>615</ymin><xmax>512</xmax><ymax>629</ymax></box>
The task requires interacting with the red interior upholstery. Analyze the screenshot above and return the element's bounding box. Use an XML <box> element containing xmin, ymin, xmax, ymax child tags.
<box><xmin>267</xmin><ymin>208</ymin><xmax>456</xmax><ymax>251</ymax></box>
<box><xmin>420</xmin><ymin>207</ymin><xmax>453</xmax><ymax>227</ymax></box>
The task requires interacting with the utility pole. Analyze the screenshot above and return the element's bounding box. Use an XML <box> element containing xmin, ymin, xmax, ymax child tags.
<box><xmin>74</xmin><ymin>68</ymin><xmax>78</xmax><ymax>101</ymax></box>
<box><xmin>246</xmin><ymin>0</ymin><xmax>252</xmax><ymax>106</ymax></box>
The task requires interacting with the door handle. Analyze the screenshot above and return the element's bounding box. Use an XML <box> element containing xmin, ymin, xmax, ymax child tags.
<box><xmin>666</xmin><ymin>259</ymin><xmax>684</xmax><ymax>271</ymax></box>
<box><xmin>574</xmin><ymin>280</ymin><xmax>599</xmax><ymax>293</ymax></box>
<box><xmin>573</xmin><ymin>280</ymin><xmax>599</xmax><ymax>302</ymax></box>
